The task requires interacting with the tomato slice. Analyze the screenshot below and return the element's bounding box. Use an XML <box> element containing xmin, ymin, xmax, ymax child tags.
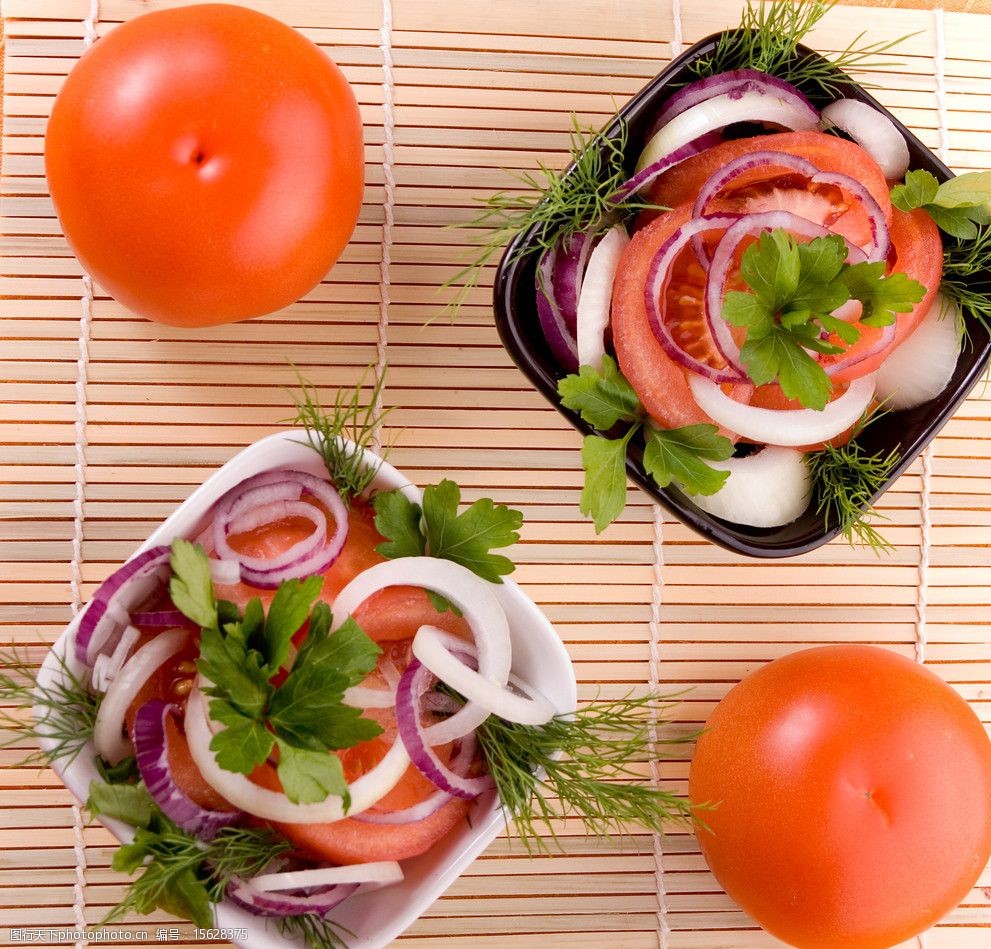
<box><xmin>612</xmin><ymin>202</ymin><xmax>751</xmax><ymax>430</ymax></box>
<box><xmin>644</xmin><ymin>131</ymin><xmax>893</xmax><ymax>237</ymax></box>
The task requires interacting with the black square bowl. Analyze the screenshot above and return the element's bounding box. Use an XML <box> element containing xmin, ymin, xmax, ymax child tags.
<box><xmin>493</xmin><ymin>32</ymin><xmax>991</xmax><ymax>558</ymax></box>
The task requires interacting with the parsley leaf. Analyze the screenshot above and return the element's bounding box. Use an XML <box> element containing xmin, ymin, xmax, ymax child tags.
<box><xmin>373</xmin><ymin>479</ymin><xmax>523</xmax><ymax>585</ymax></box>
<box><xmin>169</xmin><ymin>539</ymin><xmax>217</xmax><ymax>630</ymax></box>
<box><xmin>580</xmin><ymin>431</ymin><xmax>634</xmax><ymax>534</ymax></box>
<box><xmin>726</xmin><ymin>230</ymin><xmax>925</xmax><ymax>409</ymax></box>
<box><xmin>372</xmin><ymin>489</ymin><xmax>426</xmax><ymax>559</ymax></box>
<box><xmin>88</xmin><ymin>780</ymin><xmax>155</xmax><ymax>829</ymax></box>
<box><xmin>196</xmin><ymin>624</ymin><xmax>271</xmax><ymax>719</ymax></box>
<box><xmin>891</xmin><ymin>169</ymin><xmax>991</xmax><ymax>240</ymax></box>
<box><xmin>276</xmin><ymin>739</ymin><xmax>350</xmax><ymax>808</ymax></box>
<box><xmin>558</xmin><ymin>355</ymin><xmax>642</xmax><ymax>430</ymax></box>
<box><xmin>840</xmin><ymin>261</ymin><xmax>926</xmax><ymax>326</ymax></box>
<box><xmin>294</xmin><ymin>615</ymin><xmax>380</xmax><ymax>688</ymax></box>
<box><xmin>642</xmin><ymin>425</ymin><xmax>733</xmax><ymax>497</ymax></box>
<box><xmin>207</xmin><ymin>699</ymin><xmax>275</xmax><ymax>773</ymax></box>
<box><xmin>262</xmin><ymin>575</ymin><xmax>324</xmax><ymax>674</ymax></box>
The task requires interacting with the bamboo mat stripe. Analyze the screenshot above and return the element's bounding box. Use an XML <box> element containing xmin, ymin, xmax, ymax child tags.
<box><xmin>3</xmin><ymin>1</ymin><xmax>991</xmax><ymax>948</ymax></box>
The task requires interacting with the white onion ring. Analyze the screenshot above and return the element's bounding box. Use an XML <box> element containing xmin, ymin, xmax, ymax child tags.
<box><xmin>251</xmin><ymin>863</ymin><xmax>403</xmax><ymax>892</ymax></box>
<box><xmin>184</xmin><ymin>685</ymin><xmax>409</xmax><ymax>823</ymax></box>
<box><xmin>413</xmin><ymin>625</ymin><xmax>555</xmax><ymax>727</ymax></box>
<box><xmin>93</xmin><ymin>627</ymin><xmax>188</xmax><ymax>764</ymax></box>
<box><xmin>208</xmin><ymin>558</ymin><xmax>241</xmax><ymax>586</ymax></box>
<box><xmin>332</xmin><ymin>557</ymin><xmax>512</xmax><ymax>745</ymax></box>
<box><xmin>821</xmin><ymin>99</ymin><xmax>910</xmax><ymax>181</ymax></box>
<box><xmin>343</xmin><ymin>683</ymin><xmax>396</xmax><ymax>709</ymax></box>
<box><xmin>92</xmin><ymin>625</ymin><xmax>141</xmax><ymax>693</ymax></box>
<box><xmin>576</xmin><ymin>225</ymin><xmax>629</xmax><ymax>371</ymax></box>
<box><xmin>688</xmin><ymin>373</ymin><xmax>876</xmax><ymax>447</ymax></box>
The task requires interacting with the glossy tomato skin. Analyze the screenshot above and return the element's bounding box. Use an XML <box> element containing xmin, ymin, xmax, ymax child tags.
<box><xmin>45</xmin><ymin>4</ymin><xmax>364</xmax><ymax>326</ymax></box>
<box><xmin>689</xmin><ymin>645</ymin><xmax>991</xmax><ymax>949</ymax></box>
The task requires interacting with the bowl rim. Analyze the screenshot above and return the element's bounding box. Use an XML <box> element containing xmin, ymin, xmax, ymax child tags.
<box><xmin>35</xmin><ymin>430</ymin><xmax>578</xmax><ymax>948</ymax></box>
<box><xmin>493</xmin><ymin>30</ymin><xmax>991</xmax><ymax>558</ymax></box>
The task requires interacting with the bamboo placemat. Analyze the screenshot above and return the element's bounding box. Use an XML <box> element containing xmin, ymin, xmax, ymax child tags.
<box><xmin>2</xmin><ymin>1</ymin><xmax>991</xmax><ymax>947</ymax></box>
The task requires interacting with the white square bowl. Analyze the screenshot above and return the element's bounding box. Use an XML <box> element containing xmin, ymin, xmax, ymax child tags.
<box><xmin>36</xmin><ymin>430</ymin><xmax>578</xmax><ymax>948</ymax></box>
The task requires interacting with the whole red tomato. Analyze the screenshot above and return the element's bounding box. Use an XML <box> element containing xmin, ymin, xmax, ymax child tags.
<box><xmin>689</xmin><ymin>645</ymin><xmax>991</xmax><ymax>949</ymax></box>
<box><xmin>45</xmin><ymin>4</ymin><xmax>363</xmax><ymax>327</ymax></box>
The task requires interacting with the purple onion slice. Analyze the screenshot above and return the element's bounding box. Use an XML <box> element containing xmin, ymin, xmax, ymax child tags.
<box><xmin>133</xmin><ymin>699</ymin><xmax>242</xmax><ymax>840</ymax></box>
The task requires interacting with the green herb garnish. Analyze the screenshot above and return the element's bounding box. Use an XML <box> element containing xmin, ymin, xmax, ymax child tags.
<box><xmin>443</xmin><ymin>117</ymin><xmax>659</xmax><ymax>316</ymax></box>
<box><xmin>287</xmin><ymin>366</ymin><xmax>392</xmax><ymax>507</ymax></box>
<box><xmin>89</xmin><ymin>781</ymin><xmax>346</xmax><ymax>948</ymax></box>
<box><xmin>170</xmin><ymin>539</ymin><xmax>382</xmax><ymax>806</ymax></box>
<box><xmin>688</xmin><ymin>0</ymin><xmax>912</xmax><ymax>98</ymax></box>
<box><xmin>0</xmin><ymin>646</ymin><xmax>100</xmax><ymax>768</ymax></box>
<box><xmin>558</xmin><ymin>356</ymin><xmax>733</xmax><ymax>532</ymax></box>
<box><xmin>724</xmin><ymin>230</ymin><xmax>925</xmax><ymax>408</ymax></box>
<box><xmin>471</xmin><ymin>693</ymin><xmax>697</xmax><ymax>852</ymax></box>
<box><xmin>807</xmin><ymin>410</ymin><xmax>899</xmax><ymax>551</ymax></box>
<box><xmin>940</xmin><ymin>223</ymin><xmax>991</xmax><ymax>342</ymax></box>
<box><xmin>892</xmin><ymin>169</ymin><xmax>991</xmax><ymax>241</ymax></box>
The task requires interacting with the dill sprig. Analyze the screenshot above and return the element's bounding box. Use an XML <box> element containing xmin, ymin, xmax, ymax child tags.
<box><xmin>940</xmin><ymin>225</ymin><xmax>991</xmax><ymax>343</ymax></box>
<box><xmin>688</xmin><ymin>0</ymin><xmax>911</xmax><ymax>99</ymax></box>
<box><xmin>443</xmin><ymin>117</ymin><xmax>655</xmax><ymax>316</ymax></box>
<box><xmin>286</xmin><ymin>366</ymin><xmax>392</xmax><ymax>506</ymax></box>
<box><xmin>0</xmin><ymin>646</ymin><xmax>99</xmax><ymax>768</ymax></box>
<box><xmin>472</xmin><ymin>693</ymin><xmax>698</xmax><ymax>853</ymax></box>
<box><xmin>807</xmin><ymin>412</ymin><xmax>899</xmax><ymax>553</ymax></box>
<box><xmin>279</xmin><ymin>913</ymin><xmax>351</xmax><ymax>949</ymax></box>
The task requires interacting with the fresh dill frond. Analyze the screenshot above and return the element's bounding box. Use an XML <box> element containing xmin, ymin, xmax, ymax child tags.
<box><xmin>278</xmin><ymin>913</ymin><xmax>351</xmax><ymax>949</ymax></box>
<box><xmin>689</xmin><ymin>0</ymin><xmax>911</xmax><ymax>99</ymax></box>
<box><xmin>473</xmin><ymin>693</ymin><xmax>697</xmax><ymax>853</ymax></box>
<box><xmin>104</xmin><ymin>811</ymin><xmax>293</xmax><ymax>927</ymax></box>
<box><xmin>287</xmin><ymin>366</ymin><xmax>393</xmax><ymax>505</ymax></box>
<box><xmin>442</xmin><ymin>117</ymin><xmax>658</xmax><ymax>316</ymax></box>
<box><xmin>0</xmin><ymin>646</ymin><xmax>99</xmax><ymax>768</ymax></box>
<box><xmin>807</xmin><ymin>412</ymin><xmax>899</xmax><ymax>553</ymax></box>
<box><xmin>940</xmin><ymin>225</ymin><xmax>991</xmax><ymax>343</ymax></box>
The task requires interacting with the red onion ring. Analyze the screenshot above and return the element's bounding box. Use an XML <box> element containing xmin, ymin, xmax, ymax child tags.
<box><xmin>226</xmin><ymin>877</ymin><xmax>359</xmax><ymax>919</ymax></box>
<box><xmin>552</xmin><ymin>230</ymin><xmax>595</xmax><ymax>338</ymax></box>
<box><xmin>131</xmin><ymin>610</ymin><xmax>197</xmax><ymax>629</ymax></box>
<box><xmin>652</xmin><ymin>69</ymin><xmax>817</xmax><ymax>134</ymax></box>
<box><xmin>211</xmin><ymin>469</ymin><xmax>348</xmax><ymax>589</ymax></box>
<box><xmin>75</xmin><ymin>546</ymin><xmax>171</xmax><ymax>666</ymax></box>
<box><xmin>704</xmin><ymin>211</ymin><xmax>868</xmax><ymax>372</ymax></box>
<box><xmin>536</xmin><ymin>245</ymin><xmax>579</xmax><ymax>371</ymax></box>
<box><xmin>133</xmin><ymin>700</ymin><xmax>242</xmax><ymax>839</ymax></box>
<box><xmin>641</xmin><ymin>214</ymin><xmax>749</xmax><ymax>383</ymax></box>
<box><xmin>396</xmin><ymin>657</ymin><xmax>495</xmax><ymax>801</ymax></box>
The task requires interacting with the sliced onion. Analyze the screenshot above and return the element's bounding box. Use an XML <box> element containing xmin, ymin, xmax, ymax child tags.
<box><xmin>133</xmin><ymin>699</ymin><xmax>242</xmax><ymax>839</ymax></box>
<box><xmin>821</xmin><ymin>99</ymin><xmax>910</xmax><ymax>181</ymax></box>
<box><xmin>332</xmin><ymin>557</ymin><xmax>512</xmax><ymax>746</ymax></box>
<box><xmin>874</xmin><ymin>294</ymin><xmax>962</xmax><ymax>410</ymax></box>
<box><xmin>208</xmin><ymin>558</ymin><xmax>241</xmax><ymax>586</ymax></box>
<box><xmin>536</xmin><ymin>245</ymin><xmax>579</xmax><ymax>371</ymax></box>
<box><xmin>93</xmin><ymin>628</ymin><xmax>188</xmax><ymax>764</ymax></box>
<box><xmin>211</xmin><ymin>469</ymin><xmax>348</xmax><ymax>589</ymax></box>
<box><xmin>820</xmin><ymin>319</ymin><xmax>896</xmax><ymax>379</ymax></box>
<box><xmin>688</xmin><ymin>373</ymin><xmax>876</xmax><ymax>447</ymax></box>
<box><xmin>226</xmin><ymin>877</ymin><xmax>358</xmax><ymax>918</ymax></box>
<box><xmin>251</xmin><ymin>863</ymin><xmax>404</xmax><ymax>893</ymax></box>
<box><xmin>691</xmin><ymin>150</ymin><xmax>889</xmax><ymax>263</ymax></box>
<box><xmin>352</xmin><ymin>734</ymin><xmax>476</xmax><ymax>825</ymax></box>
<box><xmin>131</xmin><ymin>610</ymin><xmax>196</xmax><ymax>629</ymax></box>
<box><xmin>686</xmin><ymin>446</ymin><xmax>811</xmax><ymax>528</ymax></box>
<box><xmin>75</xmin><ymin>545</ymin><xmax>171</xmax><ymax>666</ymax></box>
<box><xmin>643</xmin><ymin>214</ymin><xmax>749</xmax><ymax>382</ymax></box>
<box><xmin>552</xmin><ymin>230</ymin><xmax>595</xmax><ymax>337</ymax></box>
<box><xmin>576</xmin><ymin>224</ymin><xmax>629</xmax><ymax>370</ymax></box>
<box><xmin>705</xmin><ymin>211</ymin><xmax>868</xmax><ymax>371</ymax></box>
<box><xmin>184</xmin><ymin>685</ymin><xmax>409</xmax><ymax>822</ymax></box>
<box><xmin>652</xmin><ymin>69</ymin><xmax>816</xmax><ymax>134</ymax></box>
<box><xmin>620</xmin><ymin>87</ymin><xmax>819</xmax><ymax>200</ymax></box>
<box><xmin>396</xmin><ymin>657</ymin><xmax>495</xmax><ymax>800</ymax></box>
<box><xmin>91</xmin><ymin>625</ymin><xmax>141</xmax><ymax>693</ymax></box>
<box><xmin>413</xmin><ymin>625</ymin><xmax>556</xmax><ymax>726</ymax></box>
<box><xmin>343</xmin><ymin>683</ymin><xmax>396</xmax><ymax>709</ymax></box>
